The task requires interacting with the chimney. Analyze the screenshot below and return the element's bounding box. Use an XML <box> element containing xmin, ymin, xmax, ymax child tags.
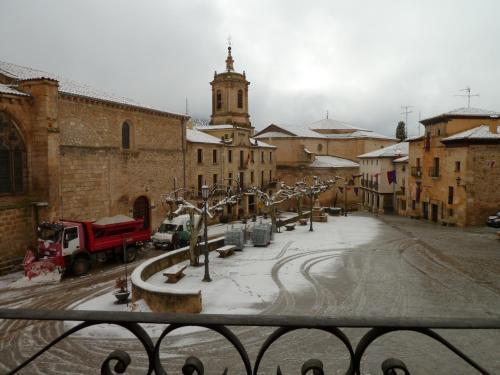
<box><xmin>490</xmin><ymin>115</ymin><xmax>499</xmax><ymax>134</ymax></box>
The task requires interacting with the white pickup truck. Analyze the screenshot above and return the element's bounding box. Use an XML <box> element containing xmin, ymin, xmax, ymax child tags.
<box><xmin>151</xmin><ymin>214</ymin><xmax>201</xmax><ymax>250</ymax></box>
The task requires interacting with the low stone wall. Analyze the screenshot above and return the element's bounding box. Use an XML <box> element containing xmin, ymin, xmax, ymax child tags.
<box><xmin>131</xmin><ymin>237</ymin><xmax>224</xmax><ymax>313</ymax></box>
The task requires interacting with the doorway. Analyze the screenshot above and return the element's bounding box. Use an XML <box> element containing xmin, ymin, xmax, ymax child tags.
<box><xmin>133</xmin><ymin>196</ymin><xmax>150</xmax><ymax>229</ymax></box>
<box><xmin>248</xmin><ymin>194</ymin><xmax>255</xmax><ymax>214</ymax></box>
<box><xmin>431</xmin><ymin>204</ymin><xmax>438</xmax><ymax>223</ymax></box>
<box><xmin>422</xmin><ymin>202</ymin><xmax>429</xmax><ymax>220</ymax></box>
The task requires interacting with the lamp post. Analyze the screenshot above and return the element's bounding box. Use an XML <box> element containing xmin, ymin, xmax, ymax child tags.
<box><xmin>344</xmin><ymin>180</ymin><xmax>348</xmax><ymax>217</ymax></box>
<box><xmin>201</xmin><ymin>184</ymin><xmax>211</xmax><ymax>282</ymax></box>
<box><xmin>309</xmin><ymin>176</ymin><xmax>318</xmax><ymax>232</ymax></box>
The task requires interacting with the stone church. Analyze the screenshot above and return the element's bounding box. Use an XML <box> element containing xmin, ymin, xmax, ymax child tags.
<box><xmin>0</xmin><ymin>61</ymin><xmax>189</xmax><ymax>274</ymax></box>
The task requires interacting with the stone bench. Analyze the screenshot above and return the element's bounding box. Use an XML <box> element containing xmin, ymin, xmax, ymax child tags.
<box><xmin>216</xmin><ymin>245</ymin><xmax>236</xmax><ymax>258</ymax></box>
<box><xmin>163</xmin><ymin>264</ymin><xmax>187</xmax><ymax>284</ymax></box>
<box><xmin>285</xmin><ymin>223</ymin><xmax>296</xmax><ymax>231</ymax></box>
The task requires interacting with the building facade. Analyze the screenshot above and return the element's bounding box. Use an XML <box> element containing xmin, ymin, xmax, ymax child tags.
<box><xmin>359</xmin><ymin>142</ymin><xmax>408</xmax><ymax>214</ymax></box>
<box><xmin>0</xmin><ymin>61</ymin><xmax>188</xmax><ymax>273</ymax></box>
<box><xmin>407</xmin><ymin>108</ymin><xmax>500</xmax><ymax>226</ymax></box>
<box><xmin>254</xmin><ymin>119</ymin><xmax>397</xmax><ymax>210</ymax></box>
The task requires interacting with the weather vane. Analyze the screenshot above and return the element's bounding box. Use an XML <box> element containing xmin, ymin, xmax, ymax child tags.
<box><xmin>228</xmin><ymin>34</ymin><xmax>232</xmax><ymax>48</ymax></box>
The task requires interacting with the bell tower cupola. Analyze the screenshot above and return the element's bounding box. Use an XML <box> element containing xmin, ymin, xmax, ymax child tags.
<box><xmin>210</xmin><ymin>45</ymin><xmax>251</xmax><ymax>128</ymax></box>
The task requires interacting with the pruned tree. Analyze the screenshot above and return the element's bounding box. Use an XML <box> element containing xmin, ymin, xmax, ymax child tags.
<box><xmin>396</xmin><ymin>121</ymin><xmax>407</xmax><ymax>142</ymax></box>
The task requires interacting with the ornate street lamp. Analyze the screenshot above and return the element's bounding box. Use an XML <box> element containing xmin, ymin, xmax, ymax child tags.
<box><xmin>201</xmin><ymin>184</ymin><xmax>211</xmax><ymax>282</ymax></box>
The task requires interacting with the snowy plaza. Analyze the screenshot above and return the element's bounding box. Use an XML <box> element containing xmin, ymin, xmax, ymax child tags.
<box><xmin>1</xmin><ymin>213</ymin><xmax>499</xmax><ymax>374</ymax></box>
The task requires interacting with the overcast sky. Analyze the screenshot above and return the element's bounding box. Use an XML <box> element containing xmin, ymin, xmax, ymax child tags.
<box><xmin>1</xmin><ymin>0</ymin><xmax>499</xmax><ymax>136</ymax></box>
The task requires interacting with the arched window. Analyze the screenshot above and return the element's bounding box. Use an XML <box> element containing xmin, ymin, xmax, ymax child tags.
<box><xmin>216</xmin><ymin>90</ymin><xmax>222</xmax><ymax>110</ymax></box>
<box><xmin>237</xmin><ymin>89</ymin><xmax>243</xmax><ymax>108</ymax></box>
<box><xmin>122</xmin><ymin>122</ymin><xmax>130</xmax><ymax>149</ymax></box>
<box><xmin>0</xmin><ymin>112</ymin><xmax>26</xmax><ymax>194</ymax></box>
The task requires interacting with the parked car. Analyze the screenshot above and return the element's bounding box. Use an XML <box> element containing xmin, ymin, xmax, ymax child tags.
<box><xmin>151</xmin><ymin>214</ymin><xmax>201</xmax><ymax>250</ymax></box>
<box><xmin>486</xmin><ymin>211</ymin><xmax>500</xmax><ymax>228</ymax></box>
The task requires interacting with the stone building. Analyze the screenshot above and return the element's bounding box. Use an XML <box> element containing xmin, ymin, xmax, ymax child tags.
<box><xmin>0</xmin><ymin>61</ymin><xmax>188</xmax><ymax>273</ymax></box>
<box><xmin>253</xmin><ymin>119</ymin><xmax>397</xmax><ymax>210</ymax></box>
<box><xmin>359</xmin><ymin>142</ymin><xmax>408</xmax><ymax>213</ymax></box>
<box><xmin>393</xmin><ymin>155</ymin><xmax>409</xmax><ymax>215</ymax></box>
<box><xmin>407</xmin><ymin>107</ymin><xmax>500</xmax><ymax>226</ymax></box>
<box><xmin>186</xmin><ymin>47</ymin><xmax>277</xmax><ymax>218</ymax></box>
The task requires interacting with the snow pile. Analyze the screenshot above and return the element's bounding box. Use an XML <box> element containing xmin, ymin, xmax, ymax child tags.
<box><xmin>10</xmin><ymin>270</ymin><xmax>62</xmax><ymax>288</ymax></box>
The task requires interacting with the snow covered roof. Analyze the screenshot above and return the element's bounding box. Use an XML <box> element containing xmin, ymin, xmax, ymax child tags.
<box><xmin>254</xmin><ymin>131</ymin><xmax>292</xmax><ymax>138</ymax></box>
<box><xmin>310</xmin><ymin>155</ymin><xmax>359</xmax><ymax>168</ymax></box>
<box><xmin>393</xmin><ymin>156</ymin><xmax>409</xmax><ymax>163</ymax></box>
<box><xmin>250</xmin><ymin>138</ymin><xmax>276</xmax><ymax>148</ymax></box>
<box><xmin>421</xmin><ymin>107</ymin><xmax>500</xmax><ymax>125</ymax></box>
<box><xmin>445</xmin><ymin>107</ymin><xmax>500</xmax><ymax>116</ymax></box>
<box><xmin>309</xmin><ymin>118</ymin><xmax>366</xmax><ymax>131</ymax></box>
<box><xmin>0</xmin><ymin>83</ymin><xmax>29</xmax><ymax>97</ymax></box>
<box><xmin>325</xmin><ymin>130</ymin><xmax>397</xmax><ymax>140</ymax></box>
<box><xmin>405</xmin><ymin>134</ymin><xmax>424</xmax><ymax>142</ymax></box>
<box><xmin>0</xmin><ymin>60</ymin><xmax>186</xmax><ymax>117</ymax></box>
<box><xmin>441</xmin><ymin>125</ymin><xmax>500</xmax><ymax>143</ymax></box>
<box><xmin>358</xmin><ymin>142</ymin><xmax>409</xmax><ymax>158</ymax></box>
<box><xmin>195</xmin><ymin>124</ymin><xmax>236</xmax><ymax>130</ymax></box>
<box><xmin>186</xmin><ymin>128</ymin><xmax>222</xmax><ymax>144</ymax></box>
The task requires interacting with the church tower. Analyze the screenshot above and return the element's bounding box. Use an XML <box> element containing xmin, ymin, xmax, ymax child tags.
<box><xmin>210</xmin><ymin>45</ymin><xmax>251</xmax><ymax>128</ymax></box>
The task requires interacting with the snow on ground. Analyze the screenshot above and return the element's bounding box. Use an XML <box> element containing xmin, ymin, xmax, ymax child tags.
<box><xmin>67</xmin><ymin>215</ymin><xmax>381</xmax><ymax>338</ymax></box>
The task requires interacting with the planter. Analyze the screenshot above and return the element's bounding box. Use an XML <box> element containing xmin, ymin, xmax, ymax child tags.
<box><xmin>114</xmin><ymin>290</ymin><xmax>130</xmax><ymax>304</ymax></box>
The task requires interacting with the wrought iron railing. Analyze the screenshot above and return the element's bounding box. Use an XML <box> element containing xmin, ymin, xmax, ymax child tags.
<box><xmin>1</xmin><ymin>309</ymin><xmax>497</xmax><ymax>374</ymax></box>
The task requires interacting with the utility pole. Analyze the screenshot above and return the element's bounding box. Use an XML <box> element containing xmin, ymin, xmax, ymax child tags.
<box><xmin>400</xmin><ymin>106</ymin><xmax>414</xmax><ymax>138</ymax></box>
<box><xmin>455</xmin><ymin>86</ymin><xmax>479</xmax><ymax>108</ymax></box>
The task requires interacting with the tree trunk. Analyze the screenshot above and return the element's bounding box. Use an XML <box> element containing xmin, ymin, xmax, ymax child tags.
<box><xmin>270</xmin><ymin>205</ymin><xmax>278</xmax><ymax>233</ymax></box>
<box><xmin>188</xmin><ymin>211</ymin><xmax>204</xmax><ymax>266</ymax></box>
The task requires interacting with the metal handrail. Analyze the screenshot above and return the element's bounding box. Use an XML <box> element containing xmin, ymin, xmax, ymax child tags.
<box><xmin>1</xmin><ymin>308</ymin><xmax>497</xmax><ymax>374</ymax></box>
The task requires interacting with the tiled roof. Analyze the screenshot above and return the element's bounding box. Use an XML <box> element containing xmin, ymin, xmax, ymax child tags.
<box><xmin>405</xmin><ymin>134</ymin><xmax>424</xmax><ymax>142</ymax></box>
<box><xmin>441</xmin><ymin>125</ymin><xmax>500</xmax><ymax>142</ymax></box>
<box><xmin>0</xmin><ymin>83</ymin><xmax>29</xmax><ymax>97</ymax></box>
<box><xmin>0</xmin><ymin>60</ymin><xmax>186</xmax><ymax>116</ymax></box>
<box><xmin>186</xmin><ymin>128</ymin><xmax>222</xmax><ymax>144</ymax></box>
<box><xmin>358</xmin><ymin>142</ymin><xmax>409</xmax><ymax>158</ymax></box>
<box><xmin>310</xmin><ymin>155</ymin><xmax>359</xmax><ymax>168</ymax></box>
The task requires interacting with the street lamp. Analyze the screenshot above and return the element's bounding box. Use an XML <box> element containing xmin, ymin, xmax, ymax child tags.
<box><xmin>309</xmin><ymin>176</ymin><xmax>318</xmax><ymax>232</ymax></box>
<box><xmin>344</xmin><ymin>180</ymin><xmax>348</xmax><ymax>217</ymax></box>
<box><xmin>201</xmin><ymin>184</ymin><xmax>211</xmax><ymax>282</ymax></box>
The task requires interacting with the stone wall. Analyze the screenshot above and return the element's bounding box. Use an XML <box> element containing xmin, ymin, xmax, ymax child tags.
<box><xmin>0</xmin><ymin>203</ymin><xmax>33</xmax><ymax>274</ymax></box>
<box><xmin>466</xmin><ymin>145</ymin><xmax>500</xmax><ymax>226</ymax></box>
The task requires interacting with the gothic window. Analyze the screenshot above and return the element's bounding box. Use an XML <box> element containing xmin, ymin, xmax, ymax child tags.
<box><xmin>237</xmin><ymin>89</ymin><xmax>243</xmax><ymax>108</ymax></box>
<box><xmin>122</xmin><ymin>122</ymin><xmax>130</xmax><ymax>149</ymax></box>
<box><xmin>0</xmin><ymin>112</ymin><xmax>27</xmax><ymax>194</ymax></box>
<box><xmin>216</xmin><ymin>90</ymin><xmax>222</xmax><ymax>110</ymax></box>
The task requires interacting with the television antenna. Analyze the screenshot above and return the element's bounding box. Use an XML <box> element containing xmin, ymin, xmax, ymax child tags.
<box><xmin>400</xmin><ymin>105</ymin><xmax>414</xmax><ymax>137</ymax></box>
<box><xmin>455</xmin><ymin>86</ymin><xmax>479</xmax><ymax>108</ymax></box>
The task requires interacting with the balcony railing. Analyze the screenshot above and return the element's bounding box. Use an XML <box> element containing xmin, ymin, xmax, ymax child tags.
<box><xmin>1</xmin><ymin>308</ymin><xmax>496</xmax><ymax>374</ymax></box>
<box><xmin>428</xmin><ymin>167</ymin><xmax>440</xmax><ymax>178</ymax></box>
<box><xmin>411</xmin><ymin>167</ymin><xmax>422</xmax><ymax>178</ymax></box>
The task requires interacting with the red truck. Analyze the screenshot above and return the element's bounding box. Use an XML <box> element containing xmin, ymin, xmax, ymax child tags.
<box><xmin>24</xmin><ymin>216</ymin><xmax>151</xmax><ymax>278</ymax></box>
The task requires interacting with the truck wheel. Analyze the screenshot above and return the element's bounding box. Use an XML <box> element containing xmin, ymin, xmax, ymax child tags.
<box><xmin>123</xmin><ymin>247</ymin><xmax>137</xmax><ymax>263</ymax></box>
<box><xmin>72</xmin><ymin>256</ymin><xmax>90</xmax><ymax>276</ymax></box>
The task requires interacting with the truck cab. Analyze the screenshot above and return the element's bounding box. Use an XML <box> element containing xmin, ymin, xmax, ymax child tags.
<box><xmin>152</xmin><ymin>214</ymin><xmax>200</xmax><ymax>250</ymax></box>
<box><xmin>37</xmin><ymin>221</ymin><xmax>84</xmax><ymax>269</ymax></box>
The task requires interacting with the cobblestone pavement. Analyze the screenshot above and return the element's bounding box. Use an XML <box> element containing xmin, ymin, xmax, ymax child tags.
<box><xmin>0</xmin><ymin>213</ymin><xmax>499</xmax><ymax>374</ymax></box>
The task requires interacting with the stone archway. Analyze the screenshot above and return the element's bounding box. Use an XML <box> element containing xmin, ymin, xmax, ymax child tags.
<box><xmin>133</xmin><ymin>196</ymin><xmax>150</xmax><ymax>229</ymax></box>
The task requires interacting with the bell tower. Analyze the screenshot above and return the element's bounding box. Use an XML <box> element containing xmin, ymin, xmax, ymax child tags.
<box><xmin>210</xmin><ymin>45</ymin><xmax>251</xmax><ymax>128</ymax></box>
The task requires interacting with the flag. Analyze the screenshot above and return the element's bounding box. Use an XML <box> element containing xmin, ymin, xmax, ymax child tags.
<box><xmin>245</xmin><ymin>152</ymin><xmax>250</xmax><ymax>167</ymax></box>
<box><xmin>354</xmin><ymin>187</ymin><xmax>359</xmax><ymax>196</ymax></box>
<box><xmin>488</xmin><ymin>160</ymin><xmax>496</xmax><ymax>168</ymax></box>
<box><xmin>387</xmin><ymin>170</ymin><xmax>397</xmax><ymax>185</ymax></box>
